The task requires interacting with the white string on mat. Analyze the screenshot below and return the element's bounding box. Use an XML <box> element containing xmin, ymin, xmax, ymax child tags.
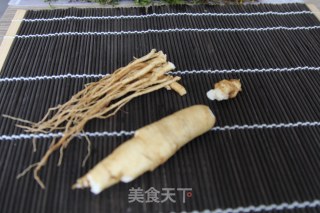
<box><xmin>1</xmin><ymin>121</ymin><xmax>320</xmax><ymax>141</ymax></box>
<box><xmin>0</xmin><ymin>130</ymin><xmax>135</xmax><ymax>141</ymax></box>
<box><xmin>0</xmin><ymin>73</ymin><xmax>107</xmax><ymax>82</ymax></box>
<box><xmin>169</xmin><ymin>66</ymin><xmax>320</xmax><ymax>75</ymax></box>
<box><xmin>14</xmin><ymin>11</ymin><xmax>315</xmax><ymax>22</ymax></box>
<box><xmin>178</xmin><ymin>199</ymin><xmax>320</xmax><ymax>213</ymax></box>
<box><xmin>212</xmin><ymin>121</ymin><xmax>320</xmax><ymax>131</ymax></box>
<box><xmin>1</xmin><ymin>66</ymin><xmax>320</xmax><ymax>82</ymax></box>
<box><xmin>7</xmin><ymin>26</ymin><xmax>320</xmax><ymax>39</ymax></box>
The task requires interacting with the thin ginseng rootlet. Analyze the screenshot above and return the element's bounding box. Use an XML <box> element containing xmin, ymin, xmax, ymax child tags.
<box><xmin>4</xmin><ymin>49</ymin><xmax>187</xmax><ymax>188</ymax></box>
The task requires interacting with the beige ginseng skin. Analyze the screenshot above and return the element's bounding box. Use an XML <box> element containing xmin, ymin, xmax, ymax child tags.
<box><xmin>73</xmin><ymin>105</ymin><xmax>216</xmax><ymax>194</ymax></box>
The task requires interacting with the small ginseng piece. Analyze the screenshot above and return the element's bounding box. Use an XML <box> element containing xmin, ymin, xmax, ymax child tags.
<box><xmin>206</xmin><ymin>79</ymin><xmax>242</xmax><ymax>101</ymax></box>
<box><xmin>72</xmin><ymin>105</ymin><xmax>216</xmax><ymax>194</ymax></box>
<box><xmin>5</xmin><ymin>49</ymin><xmax>186</xmax><ymax>188</ymax></box>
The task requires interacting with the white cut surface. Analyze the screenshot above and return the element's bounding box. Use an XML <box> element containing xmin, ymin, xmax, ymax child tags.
<box><xmin>121</xmin><ymin>176</ymin><xmax>134</xmax><ymax>183</ymax></box>
<box><xmin>206</xmin><ymin>89</ymin><xmax>228</xmax><ymax>101</ymax></box>
<box><xmin>88</xmin><ymin>175</ymin><xmax>102</xmax><ymax>195</ymax></box>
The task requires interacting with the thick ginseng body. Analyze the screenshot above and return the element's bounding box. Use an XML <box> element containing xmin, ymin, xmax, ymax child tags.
<box><xmin>74</xmin><ymin>105</ymin><xmax>216</xmax><ymax>194</ymax></box>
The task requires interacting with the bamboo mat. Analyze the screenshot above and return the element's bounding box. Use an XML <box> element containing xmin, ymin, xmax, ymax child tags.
<box><xmin>1</xmin><ymin>3</ymin><xmax>320</xmax><ymax>213</ymax></box>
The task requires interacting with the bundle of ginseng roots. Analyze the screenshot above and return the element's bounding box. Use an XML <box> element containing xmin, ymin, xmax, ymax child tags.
<box><xmin>6</xmin><ymin>49</ymin><xmax>186</xmax><ymax>188</ymax></box>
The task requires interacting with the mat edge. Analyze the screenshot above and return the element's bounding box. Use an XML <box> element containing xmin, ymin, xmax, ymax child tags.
<box><xmin>307</xmin><ymin>4</ymin><xmax>320</xmax><ymax>21</ymax></box>
<box><xmin>0</xmin><ymin>10</ymin><xmax>26</xmax><ymax>74</ymax></box>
